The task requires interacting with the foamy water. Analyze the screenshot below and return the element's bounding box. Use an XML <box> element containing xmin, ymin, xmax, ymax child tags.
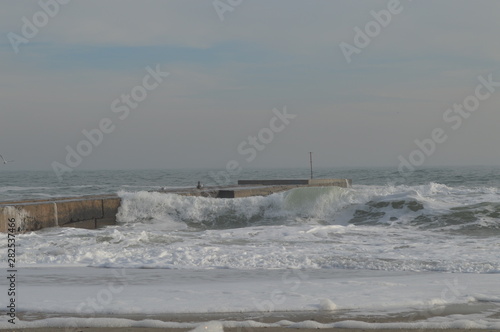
<box><xmin>0</xmin><ymin>167</ymin><xmax>499</xmax><ymax>328</ymax></box>
<box><xmin>10</xmin><ymin>184</ymin><xmax>500</xmax><ymax>273</ymax></box>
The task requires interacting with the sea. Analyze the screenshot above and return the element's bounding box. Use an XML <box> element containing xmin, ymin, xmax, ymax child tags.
<box><xmin>0</xmin><ymin>166</ymin><xmax>499</xmax><ymax>330</ymax></box>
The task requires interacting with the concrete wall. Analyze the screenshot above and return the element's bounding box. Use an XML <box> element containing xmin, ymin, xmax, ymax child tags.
<box><xmin>0</xmin><ymin>195</ymin><xmax>120</xmax><ymax>233</ymax></box>
<box><xmin>238</xmin><ymin>179</ymin><xmax>352</xmax><ymax>186</ymax></box>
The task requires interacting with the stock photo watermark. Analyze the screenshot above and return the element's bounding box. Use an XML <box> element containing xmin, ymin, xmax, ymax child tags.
<box><xmin>51</xmin><ymin>64</ymin><xmax>169</xmax><ymax>181</ymax></box>
<box><xmin>7</xmin><ymin>0</ymin><xmax>71</xmax><ymax>54</ymax></box>
<box><xmin>233</xmin><ymin>269</ymin><xmax>309</xmax><ymax>332</ymax></box>
<box><xmin>253</xmin><ymin>270</ymin><xmax>309</xmax><ymax>313</ymax></box>
<box><xmin>339</xmin><ymin>0</ymin><xmax>410</xmax><ymax>64</ymax></box>
<box><xmin>64</xmin><ymin>269</ymin><xmax>129</xmax><ymax>332</ymax></box>
<box><xmin>411</xmin><ymin>277</ymin><xmax>468</xmax><ymax>331</ymax></box>
<box><xmin>213</xmin><ymin>0</ymin><xmax>243</xmax><ymax>21</ymax></box>
<box><xmin>208</xmin><ymin>106</ymin><xmax>297</xmax><ymax>186</ymax></box>
<box><xmin>6</xmin><ymin>218</ymin><xmax>17</xmax><ymax>325</ymax></box>
<box><xmin>394</xmin><ymin>72</ymin><xmax>500</xmax><ymax>184</ymax></box>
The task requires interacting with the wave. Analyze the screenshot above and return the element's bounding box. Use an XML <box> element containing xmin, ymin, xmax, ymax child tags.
<box><xmin>116</xmin><ymin>186</ymin><xmax>369</xmax><ymax>230</ymax></box>
<box><xmin>344</xmin><ymin>183</ymin><xmax>500</xmax><ymax>235</ymax></box>
<box><xmin>10</xmin><ymin>183</ymin><xmax>499</xmax><ymax>272</ymax></box>
<box><xmin>117</xmin><ymin>183</ymin><xmax>500</xmax><ymax>234</ymax></box>
<box><xmin>118</xmin><ymin>190</ymin><xmax>291</xmax><ymax>230</ymax></box>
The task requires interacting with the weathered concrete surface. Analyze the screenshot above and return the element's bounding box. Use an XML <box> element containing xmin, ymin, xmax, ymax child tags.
<box><xmin>0</xmin><ymin>195</ymin><xmax>119</xmax><ymax>233</ymax></box>
<box><xmin>238</xmin><ymin>179</ymin><xmax>312</xmax><ymax>185</ymax></box>
<box><xmin>218</xmin><ymin>185</ymin><xmax>303</xmax><ymax>198</ymax></box>
<box><xmin>218</xmin><ymin>180</ymin><xmax>351</xmax><ymax>198</ymax></box>
<box><xmin>57</xmin><ymin>199</ymin><xmax>103</xmax><ymax>226</ymax></box>
<box><xmin>0</xmin><ymin>202</ymin><xmax>57</xmax><ymax>233</ymax></box>
<box><xmin>103</xmin><ymin>197</ymin><xmax>121</xmax><ymax>218</ymax></box>
<box><xmin>238</xmin><ymin>179</ymin><xmax>352</xmax><ymax>186</ymax></box>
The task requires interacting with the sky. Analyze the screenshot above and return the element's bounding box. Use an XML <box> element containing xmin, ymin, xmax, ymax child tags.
<box><xmin>0</xmin><ymin>0</ymin><xmax>499</xmax><ymax>172</ymax></box>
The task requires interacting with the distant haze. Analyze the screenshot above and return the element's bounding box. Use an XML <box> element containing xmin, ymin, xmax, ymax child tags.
<box><xmin>1</xmin><ymin>1</ymin><xmax>499</xmax><ymax>172</ymax></box>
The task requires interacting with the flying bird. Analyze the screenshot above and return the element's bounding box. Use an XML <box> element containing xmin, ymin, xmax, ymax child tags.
<box><xmin>0</xmin><ymin>155</ymin><xmax>14</xmax><ymax>164</ymax></box>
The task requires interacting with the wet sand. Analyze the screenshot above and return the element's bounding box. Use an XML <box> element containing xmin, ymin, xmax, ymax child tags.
<box><xmin>3</xmin><ymin>328</ymin><xmax>500</xmax><ymax>332</ymax></box>
<box><xmin>3</xmin><ymin>307</ymin><xmax>500</xmax><ymax>332</ymax></box>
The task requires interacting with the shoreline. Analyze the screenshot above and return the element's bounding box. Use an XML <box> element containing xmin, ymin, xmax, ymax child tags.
<box><xmin>3</xmin><ymin>307</ymin><xmax>500</xmax><ymax>331</ymax></box>
<box><xmin>4</xmin><ymin>329</ymin><xmax>500</xmax><ymax>332</ymax></box>
<box><xmin>12</xmin><ymin>304</ymin><xmax>500</xmax><ymax>323</ymax></box>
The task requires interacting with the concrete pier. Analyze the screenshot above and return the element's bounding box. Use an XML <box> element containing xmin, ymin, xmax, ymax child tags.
<box><xmin>238</xmin><ymin>179</ymin><xmax>351</xmax><ymax>186</ymax></box>
<box><xmin>0</xmin><ymin>195</ymin><xmax>121</xmax><ymax>233</ymax></box>
<box><xmin>0</xmin><ymin>179</ymin><xmax>351</xmax><ymax>233</ymax></box>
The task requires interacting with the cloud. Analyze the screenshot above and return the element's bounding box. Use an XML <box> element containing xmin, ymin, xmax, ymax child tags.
<box><xmin>2</xmin><ymin>0</ymin><xmax>500</xmax><ymax>170</ymax></box>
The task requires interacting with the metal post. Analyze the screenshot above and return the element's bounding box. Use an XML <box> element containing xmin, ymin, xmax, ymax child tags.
<box><xmin>309</xmin><ymin>152</ymin><xmax>313</xmax><ymax>179</ymax></box>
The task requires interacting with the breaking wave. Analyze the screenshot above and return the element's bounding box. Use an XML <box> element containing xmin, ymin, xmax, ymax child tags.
<box><xmin>117</xmin><ymin>183</ymin><xmax>500</xmax><ymax>235</ymax></box>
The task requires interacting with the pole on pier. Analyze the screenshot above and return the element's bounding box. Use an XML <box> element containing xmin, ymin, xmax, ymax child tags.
<box><xmin>309</xmin><ymin>152</ymin><xmax>313</xmax><ymax>179</ymax></box>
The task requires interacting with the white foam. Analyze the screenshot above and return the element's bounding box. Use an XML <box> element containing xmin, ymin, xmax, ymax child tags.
<box><xmin>4</xmin><ymin>267</ymin><xmax>499</xmax><ymax>315</ymax></box>
<box><xmin>117</xmin><ymin>190</ymin><xmax>286</xmax><ymax>227</ymax></box>
<box><xmin>318</xmin><ymin>298</ymin><xmax>337</xmax><ymax>311</ymax></box>
<box><xmin>2</xmin><ymin>317</ymin><xmax>500</xmax><ymax>330</ymax></box>
<box><xmin>113</xmin><ymin>183</ymin><xmax>500</xmax><ymax>231</ymax></box>
<box><xmin>6</xmin><ymin>185</ymin><xmax>500</xmax><ymax>272</ymax></box>
<box><xmin>2</xmin><ymin>182</ymin><xmax>500</xmax><ymax>329</ymax></box>
<box><xmin>189</xmin><ymin>321</ymin><xmax>224</xmax><ymax>332</ymax></box>
<box><xmin>1</xmin><ymin>266</ymin><xmax>500</xmax><ymax>329</ymax></box>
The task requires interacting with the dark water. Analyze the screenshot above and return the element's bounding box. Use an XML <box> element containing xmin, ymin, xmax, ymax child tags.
<box><xmin>1</xmin><ymin>166</ymin><xmax>499</xmax><ymax>201</ymax></box>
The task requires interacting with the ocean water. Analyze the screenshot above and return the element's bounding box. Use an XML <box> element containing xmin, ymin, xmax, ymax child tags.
<box><xmin>1</xmin><ymin>167</ymin><xmax>500</xmax><ymax>329</ymax></box>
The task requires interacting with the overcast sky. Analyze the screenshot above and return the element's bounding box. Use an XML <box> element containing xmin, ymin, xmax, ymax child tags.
<box><xmin>1</xmin><ymin>0</ymin><xmax>499</xmax><ymax>171</ymax></box>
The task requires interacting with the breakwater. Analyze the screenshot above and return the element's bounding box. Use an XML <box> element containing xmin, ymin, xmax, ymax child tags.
<box><xmin>0</xmin><ymin>195</ymin><xmax>121</xmax><ymax>233</ymax></box>
<box><xmin>0</xmin><ymin>179</ymin><xmax>351</xmax><ymax>233</ymax></box>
